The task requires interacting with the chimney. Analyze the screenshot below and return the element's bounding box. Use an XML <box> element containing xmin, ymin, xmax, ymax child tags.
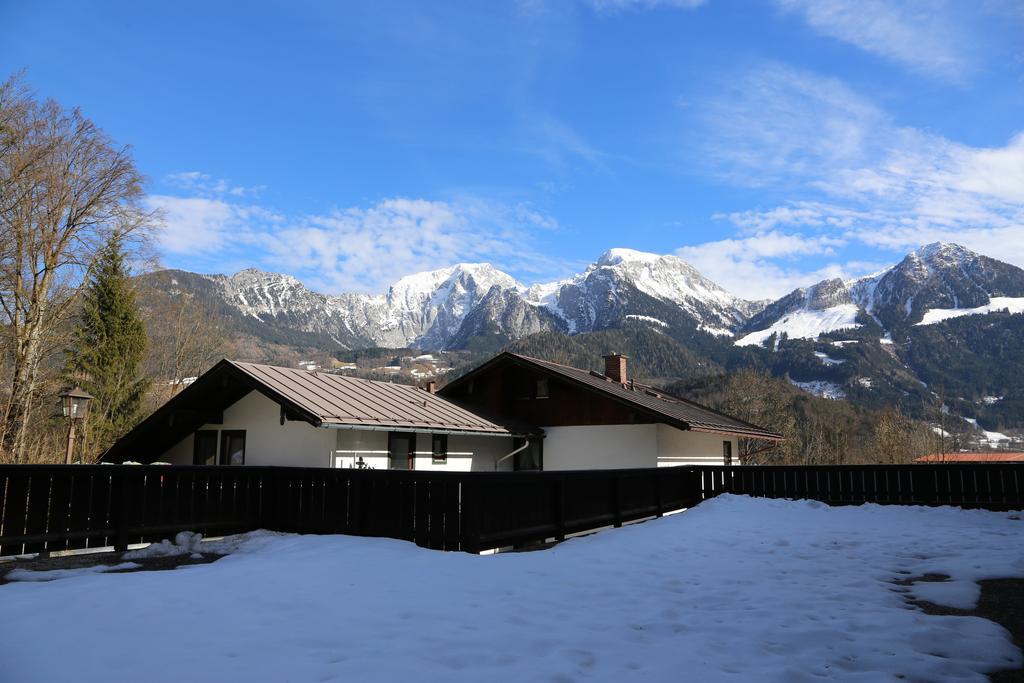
<box><xmin>424</xmin><ymin>380</ymin><xmax>437</xmax><ymax>394</ymax></box>
<box><xmin>603</xmin><ymin>353</ymin><xmax>628</xmax><ymax>384</ymax></box>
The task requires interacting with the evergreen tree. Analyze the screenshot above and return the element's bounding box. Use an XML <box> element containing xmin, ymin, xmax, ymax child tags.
<box><xmin>64</xmin><ymin>238</ymin><xmax>150</xmax><ymax>460</ymax></box>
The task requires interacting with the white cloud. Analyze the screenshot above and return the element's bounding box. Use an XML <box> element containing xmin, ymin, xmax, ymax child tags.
<box><xmin>701</xmin><ymin>63</ymin><xmax>885</xmax><ymax>186</ymax></box>
<box><xmin>165</xmin><ymin>171</ymin><xmax>265</xmax><ymax>198</ymax></box>
<box><xmin>524</xmin><ymin>115</ymin><xmax>614</xmax><ymax>171</ymax></box>
<box><xmin>675</xmin><ymin>231</ymin><xmax>862</xmax><ymax>299</ymax></box>
<box><xmin>151</xmin><ymin>187</ymin><xmax>568</xmax><ymax>294</ymax></box>
<box><xmin>147</xmin><ymin>196</ymin><xmax>238</xmax><ymax>254</ymax></box>
<box><xmin>774</xmin><ymin>0</ymin><xmax>972</xmax><ymax>81</ymax></box>
<box><xmin>584</xmin><ymin>0</ymin><xmax>705</xmax><ymax>11</ymax></box>
<box><xmin>701</xmin><ymin>64</ymin><xmax>1024</xmax><ymax>273</ymax></box>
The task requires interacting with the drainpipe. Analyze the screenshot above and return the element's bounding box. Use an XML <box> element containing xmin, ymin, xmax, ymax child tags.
<box><xmin>495</xmin><ymin>439</ymin><xmax>530</xmax><ymax>471</ymax></box>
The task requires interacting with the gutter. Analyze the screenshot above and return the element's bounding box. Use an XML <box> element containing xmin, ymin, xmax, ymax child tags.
<box><xmin>494</xmin><ymin>439</ymin><xmax>530</xmax><ymax>471</ymax></box>
<box><xmin>320</xmin><ymin>423</ymin><xmax>533</xmax><ymax>438</ymax></box>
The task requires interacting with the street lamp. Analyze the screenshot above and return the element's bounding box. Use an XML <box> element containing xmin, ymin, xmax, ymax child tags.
<box><xmin>59</xmin><ymin>386</ymin><xmax>93</xmax><ymax>465</ymax></box>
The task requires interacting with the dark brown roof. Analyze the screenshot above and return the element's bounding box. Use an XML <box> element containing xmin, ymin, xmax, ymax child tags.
<box><xmin>102</xmin><ymin>359</ymin><xmax>537</xmax><ymax>463</ymax></box>
<box><xmin>227</xmin><ymin>360</ymin><xmax>532</xmax><ymax>435</ymax></box>
<box><xmin>443</xmin><ymin>352</ymin><xmax>784</xmax><ymax>440</ymax></box>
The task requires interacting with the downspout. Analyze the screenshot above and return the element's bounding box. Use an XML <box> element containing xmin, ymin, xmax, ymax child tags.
<box><xmin>495</xmin><ymin>439</ymin><xmax>530</xmax><ymax>471</ymax></box>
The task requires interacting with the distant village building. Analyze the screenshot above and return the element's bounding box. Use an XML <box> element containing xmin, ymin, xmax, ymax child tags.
<box><xmin>104</xmin><ymin>352</ymin><xmax>781</xmax><ymax>470</ymax></box>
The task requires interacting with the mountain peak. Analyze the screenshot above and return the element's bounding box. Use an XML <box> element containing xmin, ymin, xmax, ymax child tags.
<box><xmin>910</xmin><ymin>242</ymin><xmax>972</xmax><ymax>262</ymax></box>
<box><xmin>229</xmin><ymin>268</ymin><xmax>302</xmax><ymax>287</ymax></box>
<box><xmin>389</xmin><ymin>262</ymin><xmax>520</xmax><ymax>297</ymax></box>
<box><xmin>596</xmin><ymin>248</ymin><xmax>663</xmax><ymax>266</ymax></box>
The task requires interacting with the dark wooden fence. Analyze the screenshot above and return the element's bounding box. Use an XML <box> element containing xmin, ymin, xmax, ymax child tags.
<box><xmin>0</xmin><ymin>463</ymin><xmax>1020</xmax><ymax>557</ymax></box>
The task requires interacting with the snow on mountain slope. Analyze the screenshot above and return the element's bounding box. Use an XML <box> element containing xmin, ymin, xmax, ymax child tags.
<box><xmin>916</xmin><ymin>297</ymin><xmax>1024</xmax><ymax>326</ymax></box>
<box><xmin>212</xmin><ymin>263</ymin><xmax>526</xmax><ymax>349</ymax></box>
<box><xmin>184</xmin><ymin>241</ymin><xmax>1024</xmax><ymax>354</ymax></box>
<box><xmin>207</xmin><ymin>251</ymin><xmax>760</xmax><ymax>350</ymax></box>
<box><xmin>737</xmin><ymin>242</ymin><xmax>1024</xmax><ymax>348</ymax></box>
<box><xmin>528</xmin><ymin>248</ymin><xmax>759</xmax><ymax>336</ymax></box>
<box><xmin>736</xmin><ymin>304</ymin><xmax>861</xmax><ymax>347</ymax></box>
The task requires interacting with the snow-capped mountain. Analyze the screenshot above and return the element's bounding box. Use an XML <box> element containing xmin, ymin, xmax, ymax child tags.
<box><xmin>527</xmin><ymin>249</ymin><xmax>761</xmax><ymax>337</ymax></box>
<box><xmin>209</xmin><ymin>263</ymin><xmax>527</xmax><ymax>350</ymax></box>
<box><xmin>141</xmin><ymin>242</ymin><xmax>1024</xmax><ymax>432</ymax></box>
<box><xmin>736</xmin><ymin>243</ymin><xmax>1024</xmax><ymax>347</ymax></box>
<box><xmin>172</xmin><ymin>248</ymin><xmax>765</xmax><ymax>351</ymax></box>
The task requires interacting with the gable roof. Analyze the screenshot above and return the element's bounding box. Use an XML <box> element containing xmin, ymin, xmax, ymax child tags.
<box><xmin>227</xmin><ymin>360</ymin><xmax>533</xmax><ymax>435</ymax></box>
<box><xmin>103</xmin><ymin>359</ymin><xmax>536</xmax><ymax>463</ymax></box>
<box><xmin>441</xmin><ymin>352</ymin><xmax>784</xmax><ymax>441</ymax></box>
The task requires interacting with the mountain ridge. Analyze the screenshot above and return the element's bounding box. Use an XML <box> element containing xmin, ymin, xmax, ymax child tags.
<box><xmin>140</xmin><ymin>242</ymin><xmax>1024</xmax><ymax>436</ymax></box>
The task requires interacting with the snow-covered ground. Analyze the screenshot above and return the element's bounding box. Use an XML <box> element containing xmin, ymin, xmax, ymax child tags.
<box><xmin>917</xmin><ymin>297</ymin><xmax>1024</xmax><ymax>326</ymax></box>
<box><xmin>790</xmin><ymin>379</ymin><xmax>847</xmax><ymax>400</ymax></box>
<box><xmin>2</xmin><ymin>496</ymin><xmax>1022</xmax><ymax>683</ymax></box>
<box><xmin>735</xmin><ymin>304</ymin><xmax>860</xmax><ymax>347</ymax></box>
<box><xmin>813</xmin><ymin>350</ymin><xmax>846</xmax><ymax>366</ymax></box>
<box><xmin>964</xmin><ymin>417</ymin><xmax>1013</xmax><ymax>446</ymax></box>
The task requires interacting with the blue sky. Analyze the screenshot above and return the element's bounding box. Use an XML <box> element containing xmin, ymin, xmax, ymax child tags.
<box><xmin>2</xmin><ymin>0</ymin><xmax>1023</xmax><ymax>298</ymax></box>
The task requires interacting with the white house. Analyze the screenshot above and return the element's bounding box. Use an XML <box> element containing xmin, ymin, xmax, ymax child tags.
<box><xmin>103</xmin><ymin>353</ymin><xmax>781</xmax><ymax>469</ymax></box>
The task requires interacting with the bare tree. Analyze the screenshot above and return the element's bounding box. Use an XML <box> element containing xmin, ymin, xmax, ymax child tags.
<box><xmin>0</xmin><ymin>74</ymin><xmax>153</xmax><ymax>462</ymax></box>
<box><xmin>713</xmin><ymin>369</ymin><xmax>799</xmax><ymax>464</ymax></box>
<box><xmin>870</xmin><ymin>407</ymin><xmax>929</xmax><ymax>464</ymax></box>
<box><xmin>139</xmin><ymin>280</ymin><xmax>232</xmax><ymax>410</ymax></box>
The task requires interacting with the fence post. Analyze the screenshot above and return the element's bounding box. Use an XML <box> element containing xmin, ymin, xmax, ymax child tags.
<box><xmin>654</xmin><ymin>470</ymin><xmax>663</xmax><ymax>518</ymax></box>
<box><xmin>460</xmin><ymin>478</ymin><xmax>482</xmax><ymax>554</ymax></box>
<box><xmin>553</xmin><ymin>477</ymin><xmax>566</xmax><ymax>542</ymax></box>
<box><xmin>113</xmin><ymin>470</ymin><xmax>132</xmax><ymax>552</ymax></box>
<box><xmin>259</xmin><ymin>469</ymin><xmax>278</xmax><ymax>531</ymax></box>
<box><xmin>612</xmin><ymin>476</ymin><xmax>622</xmax><ymax>528</ymax></box>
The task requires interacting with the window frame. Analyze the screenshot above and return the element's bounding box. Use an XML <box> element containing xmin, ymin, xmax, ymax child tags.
<box><xmin>219</xmin><ymin>430</ymin><xmax>246</xmax><ymax>466</ymax></box>
<box><xmin>431</xmin><ymin>434</ymin><xmax>448</xmax><ymax>465</ymax></box>
<box><xmin>723</xmin><ymin>440</ymin><xmax>733</xmax><ymax>466</ymax></box>
<box><xmin>193</xmin><ymin>430</ymin><xmax>218</xmax><ymax>466</ymax></box>
<box><xmin>535</xmin><ymin>377</ymin><xmax>549</xmax><ymax>399</ymax></box>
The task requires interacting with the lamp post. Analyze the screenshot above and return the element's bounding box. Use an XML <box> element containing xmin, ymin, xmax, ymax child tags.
<box><xmin>59</xmin><ymin>387</ymin><xmax>93</xmax><ymax>465</ymax></box>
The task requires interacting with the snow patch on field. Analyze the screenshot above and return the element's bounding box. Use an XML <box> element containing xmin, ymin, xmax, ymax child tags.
<box><xmin>916</xmin><ymin>297</ymin><xmax>1024</xmax><ymax>326</ymax></box>
<box><xmin>3</xmin><ymin>497</ymin><xmax>1021</xmax><ymax>682</ymax></box>
<box><xmin>735</xmin><ymin>304</ymin><xmax>860</xmax><ymax>347</ymax></box>
<box><xmin>791</xmin><ymin>379</ymin><xmax>847</xmax><ymax>399</ymax></box>
<box><xmin>624</xmin><ymin>314</ymin><xmax>668</xmax><ymax>328</ymax></box>
<box><xmin>3</xmin><ymin>562</ymin><xmax>140</xmax><ymax>583</ymax></box>
<box><xmin>964</xmin><ymin>417</ymin><xmax>1013</xmax><ymax>445</ymax></box>
<box><xmin>813</xmin><ymin>351</ymin><xmax>846</xmax><ymax>365</ymax></box>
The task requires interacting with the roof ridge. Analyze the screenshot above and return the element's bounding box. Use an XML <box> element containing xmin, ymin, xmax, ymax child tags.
<box><xmin>498</xmin><ymin>353</ymin><xmax>782</xmax><ymax>440</ymax></box>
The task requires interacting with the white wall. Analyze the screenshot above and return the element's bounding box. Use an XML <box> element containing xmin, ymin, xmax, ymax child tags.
<box><xmin>539</xmin><ymin>423</ymin><xmax>738</xmax><ymax>470</ymax></box>
<box><xmin>332</xmin><ymin>431</ymin><xmax>516</xmax><ymax>472</ymax></box>
<box><xmin>162</xmin><ymin>390</ymin><xmax>337</xmax><ymax>467</ymax></box>
<box><xmin>543</xmin><ymin>424</ymin><xmax>658</xmax><ymax>470</ymax></box>
<box><xmin>158</xmin><ymin>390</ymin><xmax>737</xmax><ymax>471</ymax></box>
<box><xmin>162</xmin><ymin>391</ymin><xmax>519</xmax><ymax>471</ymax></box>
<box><xmin>656</xmin><ymin>424</ymin><xmax>736</xmax><ymax>467</ymax></box>
<box><xmin>331</xmin><ymin>429</ymin><xmax>390</xmax><ymax>470</ymax></box>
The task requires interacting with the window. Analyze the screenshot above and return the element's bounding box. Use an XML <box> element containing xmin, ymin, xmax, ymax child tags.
<box><xmin>432</xmin><ymin>434</ymin><xmax>448</xmax><ymax>465</ymax></box>
<box><xmin>388</xmin><ymin>432</ymin><xmax>415</xmax><ymax>470</ymax></box>
<box><xmin>723</xmin><ymin>441</ymin><xmax>733</xmax><ymax>466</ymax></box>
<box><xmin>219</xmin><ymin>430</ymin><xmax>246</xmax><ymax>465</ymax></box>
<box><xmin>535</xmin><ymin>377</ymin><xmax>549</xmax><ymax>399</ymax></box>
<box><xmin>193</xmin><ymin>430</ymin><xmax>218</xmax><ymax>465</ymax></box>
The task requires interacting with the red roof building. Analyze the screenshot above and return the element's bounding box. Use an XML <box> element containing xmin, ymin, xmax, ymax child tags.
<box><xmin>916</xmin><ymin>452</ymin><xmax>1024</xmax><ymax>463</ymax></box>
